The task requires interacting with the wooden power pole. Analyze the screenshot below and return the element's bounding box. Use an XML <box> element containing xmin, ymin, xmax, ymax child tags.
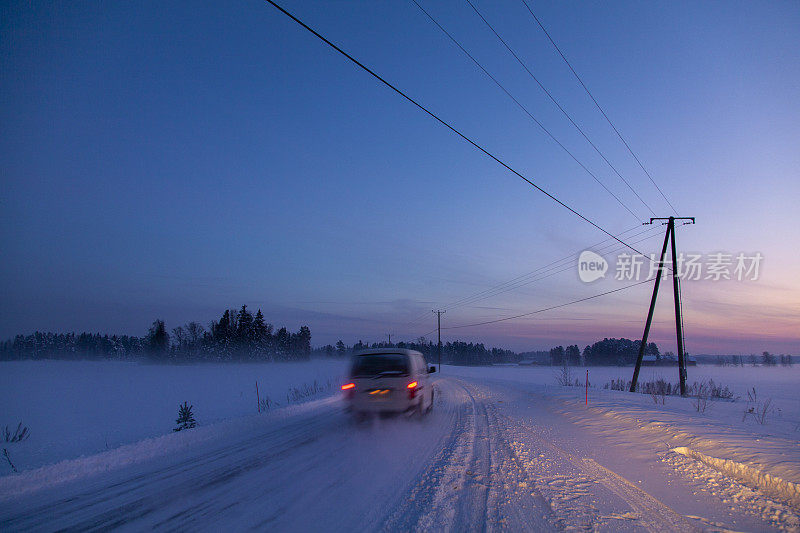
<box><xmin>630</xmin><ymin>216</ymin><xmax>694</xmax><ymax>395</ymax></box>
<box><xmin>433</xmin><ymin>310</ymin><xmax>445</xmax><ymax>372</ymax></box>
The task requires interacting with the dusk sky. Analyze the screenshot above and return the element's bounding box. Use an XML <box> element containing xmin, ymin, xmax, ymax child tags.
<box><xmin>2</xmin><ymin>0</ymin><xmax>798</xmax><ymax>354</ymax></box>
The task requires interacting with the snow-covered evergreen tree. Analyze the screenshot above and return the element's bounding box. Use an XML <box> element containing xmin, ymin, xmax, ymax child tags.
<box><xmin>173</xmin><ymin>402</ymin><xmax>196</xmax><ymax>432</ymax></box>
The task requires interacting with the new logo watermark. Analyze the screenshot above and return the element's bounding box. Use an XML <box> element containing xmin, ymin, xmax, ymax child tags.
<box><xmin>578</xmin><ymin>250</ymin><xmax>608</xmax><ymax>283</ymax></box>
<box><xmin>577</xmin><ymin>251</ymin><xmax>763</xmax><ymax>283</ymax></box>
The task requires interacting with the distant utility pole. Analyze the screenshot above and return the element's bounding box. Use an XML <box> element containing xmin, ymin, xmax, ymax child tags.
<box><xmin>631</xmin><ymin>216</ymin><xmax>695</xmax><ymax>395</ymax></box>
<box><xmin>433</xmin><ymin>310</ymin><xmax>445</xmax><ymax>372</ymax></box>
<box><xmin>386</xmin><ymin>333</ymin><xmax>391</xmax><ymax>345</ymax></box>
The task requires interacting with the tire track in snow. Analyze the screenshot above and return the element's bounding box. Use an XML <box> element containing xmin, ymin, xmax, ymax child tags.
<box><xmin>479</xmin><ymin>396</ymin><xmax>559</xmax><ymax>531</ymax></box>
<box><xmin>381</xmin><ymin>379</ymin><xmax>557</xmax><ymax>532</ymax></box>
<box><xmin>380</xmin><ymin>378</ymin><xmax>479</xmax><ymax>531</ymax></box>
<box><xmin>579</xmin><ymin>457</ymin><xmax>697</xmax><ymax>532</ymax></box>
<box><xmin>462</xmin><ymin>380</ymin><xmax>697</xmax><ymax>532</ymax></box>
<box><xmin>453</xmin><ymin>385</ymin><xmax>491</xmax><ymax>530</ymax></box>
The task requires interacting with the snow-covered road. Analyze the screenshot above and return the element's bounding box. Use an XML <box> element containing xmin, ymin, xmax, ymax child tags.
<box><xmin>1</xmin><ymin>376</ymin><xmax>795</xmax><ymax>531</ymax></box>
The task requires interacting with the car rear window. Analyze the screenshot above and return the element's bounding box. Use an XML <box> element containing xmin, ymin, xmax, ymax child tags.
<box><xmin>351</xmin><ymin>353</ymin><xmax>410</xmax><ymax>377</ymax></box>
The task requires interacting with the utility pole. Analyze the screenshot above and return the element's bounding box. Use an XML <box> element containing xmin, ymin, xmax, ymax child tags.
<box><xmin>386</xmin><ymin>333</ymin><xmax>391</xmax><ymax>346</ymax></box>
<box><xmin>631</xmin><ymin>216</ymin><xmax>694</xmax><ymax>395</ymax></box>
<box><xmin>433</xmin><ymin>310</ymin><xmax>445</xmax><ymax>372</ymax></box>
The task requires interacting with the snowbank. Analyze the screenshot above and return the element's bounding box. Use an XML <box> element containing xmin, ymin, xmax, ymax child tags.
<box><xmin>0</xmin><ymin>359</ymin><xmax>348</xmax><ymax>474</ymax></box>
<box><xmin>671</xmin><ymin>446</ymin><xmax>800</xmax><ymax>509</ymax></box>
<box><xmin>444</xmin><ymin>364</ymin><xmax>800</xmax><ymax>509</ymax></box>
<box><xmin>0</xmin><ymin>396</ymin><xmax>339</xmax><ymax>502</ymax></box>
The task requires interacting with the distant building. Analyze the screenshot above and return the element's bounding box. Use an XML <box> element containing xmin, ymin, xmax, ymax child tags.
<box><xmin>518</xmin><ymin>351</ymin><xmax>550</xmax><ymax>365</ymax></box>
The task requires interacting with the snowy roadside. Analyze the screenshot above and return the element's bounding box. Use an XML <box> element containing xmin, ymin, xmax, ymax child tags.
<box><xmin>0</xmin><ymin>359</ymin><xmax>348</xmax><ymax>476</ymax></box>
<box><xmin>446</xmin><ymin>365</ymin><xmax>800</xmax><ymax>510</ymax></box>
<box><xmin>0</xmin><ymin>395</ymin><xmax>341</xmax><ymax>502</ymax></box>
<box><xmin>560</xmin><ymin>387</ymin><xmax>800</xmax><ymax>509</ymax></box>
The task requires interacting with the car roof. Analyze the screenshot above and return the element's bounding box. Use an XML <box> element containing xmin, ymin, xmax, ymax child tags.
<box><xmin>353</xmin><ymin>348</ymin><xmax>423</xmax><ymax>357</ymax></box>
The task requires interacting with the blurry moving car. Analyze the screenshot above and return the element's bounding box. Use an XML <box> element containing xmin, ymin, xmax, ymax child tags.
<box><xmin>342</xmin><ymin>348</ymin><xmax>435</xmax><ymax>418</ymax></box>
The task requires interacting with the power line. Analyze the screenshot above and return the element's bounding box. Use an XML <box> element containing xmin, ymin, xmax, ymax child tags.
<box><xmin>410</xmin><ymin>0</ymin><xmax>642</xmax><ymax>222</ymax></box>
<box><xmin>410</xmin><ymin>224</ymin><xmax>656</xmax><ymax>322</ymax></box>
<box><xmin>410</xmin><ymin>230</ymin><xmax>663</xmax><ymax>339</ymax></box>
<box><xmin>443</xmin><ymin>277</ymin><xmax>655</xmax><ymax>330</ymax></box>
<box><xmin>437</xmin><ymin>226</ymin><xmax>657</xmax><ymax>314</ymax></box>
<box><xmin>442</xmin><ymin>226</ymin><xmax>664</xmax><ymax>313</ymax></box>
<box><xmin>519</xmin><ymin>0</ymin><xmax>678</xmax><ymax>215</ymax></box>
<box><xmin>464</xmin><ymin>0</ymin><xmax>657</xmax><ymax>217</ymax></box>
<box><xmin>264</xmin><ymin>0</ymin><xmax>672</xmax><ymax>346</ymax></box>
<box><xmin>419</xmin><ymin>327</ymin><xmax>439</xmax><ymax>339</ymax></box>
<box><xmin>413</xmin><ymin>231</ymin><xmax>663</xmax><ymax>338</ymax></box>
<box><xmin>407</xmin><ymin>226</ymin><xmax>665</xmax><ymax>339</ymax></box>
<box><xmin>402</xmin><ymin>224</ymin><xmax>647</xmax><ymax>329</ymax></box>
<box><xmin>405</xmin><ymin>221</ymin><xmax>666</xmax><ymax>333</ymax></box>
<box><xmin>412</xmin><ymin>234</ymin><xmax>659</xmax><ymax>336</ymax></box>
<box><xmin>264</xmin><ymin>0</ymin><xmax>653</xmax><ymax>265</ymax></box>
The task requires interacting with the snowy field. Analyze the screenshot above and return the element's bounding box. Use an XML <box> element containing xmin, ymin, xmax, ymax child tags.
<box><xmin>450</xmin><ymin>363</ymin><xmax>800</xmax><ymax>428</ymax></box>
<box><xmin>1</xmin><ymin>360</ymin><xmax>798</xmax><ymax>476</ymax></box>
<box><xmin>2</xmin><ymin>360</ymin><xmax>799</xmax><ymax>531</ymax></box>
<box><xmin>448</xmin><ymin>364</ymin><xmax>800</xmax><ymax>515</ymax></box>
<box><xmin>0</xmin><ymin>359</ymin><xmax>348</xmax><ymax>473</ymax></box>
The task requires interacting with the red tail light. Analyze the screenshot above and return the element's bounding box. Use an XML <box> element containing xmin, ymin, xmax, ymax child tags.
<box><xmin>342</xmin><ymin>382</ymin><xmax>355</xmax><ymax>399</ymax></box>
<box><xmin>407</xmin><ymin>381</ymin><xmax>418</xmax><ymax>399</ymax></box>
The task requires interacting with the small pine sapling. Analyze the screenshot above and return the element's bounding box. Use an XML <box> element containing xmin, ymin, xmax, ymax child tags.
<box><xmin>174</xmin><ymin>402</ymin><xmax>197</xmax><ymax>432</ymax></box>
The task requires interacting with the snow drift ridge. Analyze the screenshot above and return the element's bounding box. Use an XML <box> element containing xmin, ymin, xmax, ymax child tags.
<box><xmin>671</xmin><ymin>446</ymin><xmax>800</xmax><ymax>510</ymax></box>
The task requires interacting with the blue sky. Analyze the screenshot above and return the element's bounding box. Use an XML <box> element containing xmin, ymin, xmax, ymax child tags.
<box><xmin>2</xmin><ymin>1</ymin><xmax>798</xmax><ymax>354</ymax></box>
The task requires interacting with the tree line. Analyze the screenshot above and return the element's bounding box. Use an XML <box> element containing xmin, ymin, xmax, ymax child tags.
<box><xmin>0</xmin><ymin>305</ymin><xmax>311</xmax><ymax>363</ymax></box>
<box><xmin>529</xmin><ymin>338</ymin><xmax>661</xmax><ymax>366</ymax></box>
<box><xmin>4</xmin><ymin>322</ymin><xmax>790</xmax><ymax>368</ymax></box>
<box><xmin>315</xmin><ymin>337</ymin><xmax>663</xmax><ymax>367</ymax></box>
<box><xmin>315</xmin><ymin>338</ymin><xmax>524</xmax><ymax>366</ymax></box>
<box><xmin>579</xmin><ymin>338</ymin><xmax>661</xmax><ymax>366</ymax></box>
<box><xmin>0</xmin><ymin>332</ymin><xmax>657</xmax><ymax>366</ymax></box>
<box><xmin>714</xmin><ymin>352</ymin><xmax>793</xmax><ymax>367</ymax></box>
